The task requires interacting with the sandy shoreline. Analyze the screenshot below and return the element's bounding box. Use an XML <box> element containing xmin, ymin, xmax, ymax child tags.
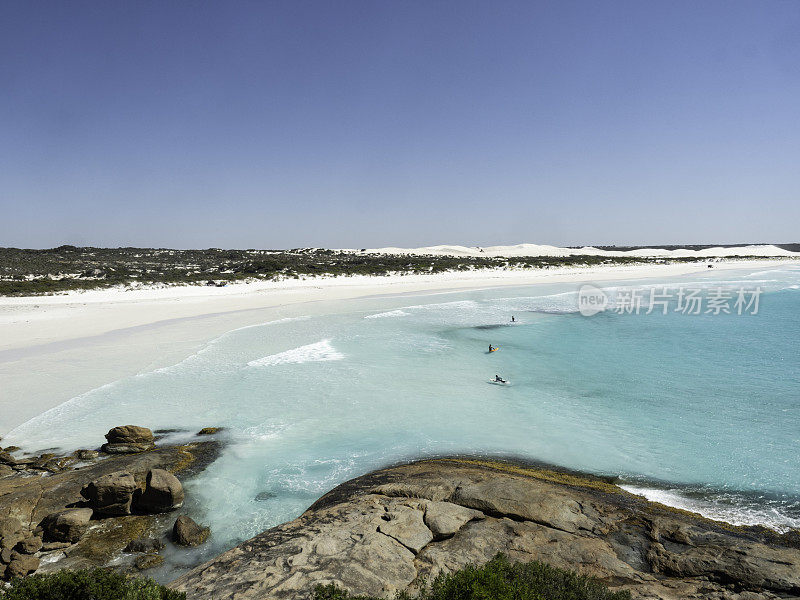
<box><xmin>1</xmin><ymin>258</ymin><xmax>796</xmax><ymax>435</ymax></box>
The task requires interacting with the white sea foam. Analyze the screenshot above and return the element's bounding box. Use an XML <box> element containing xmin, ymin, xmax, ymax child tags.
<box><xmin>364</xmin><ymin>309</ymin><xmax>409</xmax><ymax>319</ymax></box>
<box><xmin>247</xmin><ymin>339</ymin><xmax>344</xmax><ymax>367</ymax></box>
<box><xmin>620</xmin><ymin>485</ymin><xmax>800</xmax><ymax>532</ymax></box>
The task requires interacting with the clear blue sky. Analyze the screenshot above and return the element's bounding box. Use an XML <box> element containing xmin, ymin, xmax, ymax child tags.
<box><xmin>1</xmin><ymin>1</ymin><xmax>798</xmax><ymax>249</ymax></box>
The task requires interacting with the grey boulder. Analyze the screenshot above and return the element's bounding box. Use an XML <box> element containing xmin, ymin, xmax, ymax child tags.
<box><xmin>137</xmin><ymin>469</ymin><xmax>184</xmax><ymax>513</ymax></box>
<box><xmin>6</xmin><ymin>552</ymin><xmax>39</xmax><ymax>578</ymax></box>
<box><xmin>81</xmin><ymin>471</ymin><xmax>137</xmax><ymax>516</ymax></box>
<box><xmin>173</xmin><ymin>516</ymin><xmax>210</xmax><ymax>547</ymax></box>
<box><xmin>40</xmin><ymin>508</ymin><xmax>94</xmax><ymax>543</ymax></box>
<box><xmin>102</xmin><ymin>425</ymin><xmax>155</xmax><ymax>454</ymax></box>
<box><xmin>14</xmin><ymin>535</ymin><xmax>43</xmax><ymax>554</ymax></box>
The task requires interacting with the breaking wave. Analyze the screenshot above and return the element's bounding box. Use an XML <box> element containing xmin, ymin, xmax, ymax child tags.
<box><xmin>247</xmin><ymin>339</ymin><xmax>344</xmax><ymax>367</ymax></box>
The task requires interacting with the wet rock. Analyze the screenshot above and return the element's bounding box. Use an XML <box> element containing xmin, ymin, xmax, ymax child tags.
<box><xmin>41</xmin><ymin>508</ymin><xmax>94</xmax><ymax>543</ymax></box>
<box><xmin>197</xmin><ymin>427</ymin><xmax>222</xmax><ymax>435</ymax></box>
<box><xmin>173</xmin><ymin>516</ymin><xmax>210</xmax><ymax>547</ymax></box>
<box><xmin>81</xmin><ymin>471</ymin><xmax>137</xmax><ymax>516</ymax></box>
<box><xmin>0</xmin><ymin>465</ymin><xmax>13</xmax><ymax>478</ymax></box>
<box><xmin>125</xmin><ymin>536</ymin><xmax>165</xmax><ymax>553</ymax></box>
<box><xmin>102</xmin><ymin>425</ymin><xmax>155</xmax><ymax>454</ymax></box>
<box><xmin>6</xmin><ymin>552</ymin><xmax>39</xmax><ymax>578</ymax></box>
<box><xmin>137</xmin><ymin>469</ymin><xmax>184</xmax><ymax>513</ymax></box>
<box><xmin>134</xmin><ymin>553</ymin><xmax>164</xmax><ymax>570</ymax></box>
<box><xmin>102</xmin><ymin>444</ymin><xmax>152</xmax><ymax>455</ymax></box>
<box><xmin>74</xmin><ymin>449</ymin><xmax>100</xmax><ymax>460</ymax></box>
<box><xmin>424</xmin><ymin>501</ymin><xmax>484</xmax><ymax>540</ymax></box>
<box><xmin>29</xmin><ymin>453</ymin><xmax>56</xmax><ymax>469</ymax></box>
<box><xmin>0</xmin><ymin>452</ymin><xmax>17</xmax><ymax>466</ymax></box>
<box><xmin>15</xmin><ymin>535</ymin><xmax>43</xmax><ymax>554</ymax></box>
<box><xmin>32</xmin><ymin>455</ymin><xmax>77</xmax><ymax>473</ymax></box>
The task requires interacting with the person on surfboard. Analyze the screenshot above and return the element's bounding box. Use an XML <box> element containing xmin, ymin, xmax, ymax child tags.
<box><xmin>494</xmin><ymin>374</ymin><xmax>507</xmax><ymax>383</ymax></box>
<box><xmin>489</xmin><ymin>344</ymin><xmax>495</xmax><ymax>352</ymax></box>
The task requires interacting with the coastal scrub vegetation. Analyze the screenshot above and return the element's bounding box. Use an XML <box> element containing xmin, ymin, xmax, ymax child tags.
<box><xmin>0</xmin><ymin>568</ymin><xmax>185</xmax><ymax>600</ymax></box>
<box><xmin>0</xmin><ymin>245</ymin><xmax>755</xmax><ymax>296</ymax></box>
<box><xmin>313</xmin><ymin>555</ymin><xmax>631</xmax><ymax>600</ymax></box>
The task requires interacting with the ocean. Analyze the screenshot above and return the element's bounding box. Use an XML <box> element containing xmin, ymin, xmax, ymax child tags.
<box><xmin>6</xmin><ymin>263</ymin><xmax>800</xmax><ymax>577</ymax></box>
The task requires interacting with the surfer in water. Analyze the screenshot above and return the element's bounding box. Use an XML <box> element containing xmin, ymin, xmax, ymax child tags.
<box><xmin>495</xmin><ymin>374</ymin><xmax>507</xmax><ymax>383</ymax></box>
<box><xmin>511</xmin><ymin>315</ymin><xmax>515</xmax><ymax>322</ymax></box>
<box><xmin>489</xmin><ymin>344</ymin><xmax>495</xmax><ymax>352</ymax></box>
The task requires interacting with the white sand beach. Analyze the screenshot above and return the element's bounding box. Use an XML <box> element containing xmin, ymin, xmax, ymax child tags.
<box><xmin>1</xmin><ymin>253</ymin><xmax>798</xmax><ymax>435</ymax></box>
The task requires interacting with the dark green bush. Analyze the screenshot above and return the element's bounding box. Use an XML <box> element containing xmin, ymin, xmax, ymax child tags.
<box><xmin>2</xmin><ymin>568</ymin><xmax>185</xmax><ymax>600</ymax></box>
<box><xmin>313</xmin><ymin>555</ymin><xmax>631</xmax><ymax>600</ymax></box>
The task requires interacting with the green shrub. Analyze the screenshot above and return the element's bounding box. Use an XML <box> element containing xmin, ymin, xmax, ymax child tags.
<box><xmin>313</xmin><ymin>555</ymin><xmax>631</xmax><ymax>600</ymax></box>
<box><xmin>2</xmin><ymin>568</ymin><xmax>185</xmax><ymax>600</ymax></box>
<box><xmin>0</xmin><ymin>245</ymin><xmax>674</xmax><ymax>296</ymax></box>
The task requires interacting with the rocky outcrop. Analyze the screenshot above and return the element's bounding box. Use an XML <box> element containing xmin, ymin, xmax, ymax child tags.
<box><xmin>173</xmin><ymin>516</ymin><xmax>210</xmax><ymax>547</ymax></box>
<box><xmin>102</xmin><ymin>425</ymin><xmax>155</xmax><ymax>454</ymax></box>
<box><xmin>171</xmin><ymin>459</ymin><xmax>800</xmax><ymax>600</ymax></box>
<box><xmin>0</xmin><ymin>429</ymin><xmax>220</xmax><ymax>581</ymax></box>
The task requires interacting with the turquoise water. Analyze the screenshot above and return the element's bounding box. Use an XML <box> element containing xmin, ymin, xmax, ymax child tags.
<box><xmin>7</xmin><ymin>264</ymin><xmax>800</xmax><ymax>576</ymax></box>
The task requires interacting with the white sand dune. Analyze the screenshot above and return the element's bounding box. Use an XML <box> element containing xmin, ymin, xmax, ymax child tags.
<box><xmin>343</xmin><ymin>243</ymin><xmax>798</xmax><ymax>258</ymax></box>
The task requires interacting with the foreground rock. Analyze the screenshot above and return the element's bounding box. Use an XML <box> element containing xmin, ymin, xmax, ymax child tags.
<box><xmin>171</xmin><ymin>459</ymin><xmax>800</xmax><ymax>600</ymax></box>
<box><xmin>0</xmin><ymin>430</ymin><xmax>220</xmax><ymax>580</ymax></box>
<box><xmin>5</xmin><ymin>552</ymin><xmax>40</xmax><ymax>578</ymax></box>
